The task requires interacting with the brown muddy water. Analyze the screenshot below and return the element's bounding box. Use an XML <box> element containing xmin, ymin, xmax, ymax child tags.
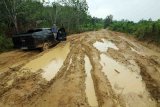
<box><xmin>41</xmin><ymin>59</ymin><xmax>64</xmax><ymax>81</ymax></box>
<box><xmin>93</xmin><ymin>39</ymin><xmax>119</xmax><ymax>52</ymax></box>
<box><xmin>100</xmin><ymin>54</ymin><xmax>157</xmax><ymax>107</ymax></box>
<box><xmin>84</xmin><ymin>55</ymin><xmax>98</xmax><ymax>107</ymax></box>
<box><xmin>21</xmin><ymin>43</ymin><xmax>70</xmax><ymax>80</ymax></box>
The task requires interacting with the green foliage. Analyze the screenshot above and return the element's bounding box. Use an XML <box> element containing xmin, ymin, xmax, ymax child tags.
<box><xmin>109</xmin><ymin>19</ymin><xmax>160</xmax><ymax>43</ymax></box>
<box><xmin>104</xmin><ymin>15</ymin><xmax>113</xmax><ymax>28</ymax></box>
<box><xmin>0</xmin><ymin>0</ymin><xmax>103</xmax><ymax>33</ymax></box>
<box><xmin>0</xmin><ymin>34</ymin><xmax>13</xmax><ymax>52</ymax></box>
<box><xmin>0</xmin><ymin>0</ymin><xmax>104</xmax><ymax>51</ymax></box>
<box><xmin>109</xmin><ymin>20</ymin><xmax>136</xmax><ymax>33</ymax></box>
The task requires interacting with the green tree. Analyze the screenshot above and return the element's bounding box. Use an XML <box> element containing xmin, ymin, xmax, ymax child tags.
<box><xmin>104</xmin><ymin>15</ymin><xmax>113</xmax><ymax>28</ymax></box>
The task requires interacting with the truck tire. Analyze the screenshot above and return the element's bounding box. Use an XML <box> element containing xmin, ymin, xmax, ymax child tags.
<box><xmin>42</xmin><ymin>43</ymin><xmax>49</xmax><ymax>51</ymax></box>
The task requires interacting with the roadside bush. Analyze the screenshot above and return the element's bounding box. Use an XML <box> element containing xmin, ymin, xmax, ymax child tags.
<box><xmin>109</xmin><ymin>19</ymin><xmax>160</xmax><ymax>44</ymax></box>
<box><xmin>0</xmin><ymin>34</ymin><xmax>13</xmax><ymax>52</ymax></box>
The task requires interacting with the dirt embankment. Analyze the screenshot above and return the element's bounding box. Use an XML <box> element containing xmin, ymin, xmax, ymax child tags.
<box><xmin>0</xmin><ymin>30</ymin><xmax>159</xmax><ymax>107</ymax></box>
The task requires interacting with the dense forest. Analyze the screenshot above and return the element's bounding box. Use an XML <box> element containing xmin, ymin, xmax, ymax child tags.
<box><xmin>104</xmin><ymin>16</ymin><xmax>160</xmax><ymax>44</ymax></box>
<box><xmin>0</xmin><ymin>0</ymin><xmax>103</xmax><ymax>51</ymax></box>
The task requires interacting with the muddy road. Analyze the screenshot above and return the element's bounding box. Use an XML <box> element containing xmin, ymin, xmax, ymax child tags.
<box><xmin>0</xmin><ymin>30</ymin><xmax>160</xmax><ymax>107</ymax></box>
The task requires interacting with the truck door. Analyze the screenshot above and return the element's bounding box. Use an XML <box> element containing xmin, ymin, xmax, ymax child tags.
<box><xmin>45</xmin><ymin>30</ymin><xmax>55</xmax><ymax>43</ymax></box>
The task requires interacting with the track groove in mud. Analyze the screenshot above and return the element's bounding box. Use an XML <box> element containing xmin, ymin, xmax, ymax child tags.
<box><xmin>100</xmin><ymin>54</ymin><xmax>157</xmax><ymax>107</ymax></box>
<box><xmin>83</xmin><ymin>40</ymin><xmax>122</xmax><ymax>107</ymax></box>
<box><xmin>84</xmin><ymin>55</ymin><xmax>98</xmax><ymax>107</ymax></box>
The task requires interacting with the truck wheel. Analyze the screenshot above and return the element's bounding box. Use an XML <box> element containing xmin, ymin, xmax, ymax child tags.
<box><xmin>42</xmin><ymin>43</ymin><xmax>49</xmax><ymax>51</ymax></box>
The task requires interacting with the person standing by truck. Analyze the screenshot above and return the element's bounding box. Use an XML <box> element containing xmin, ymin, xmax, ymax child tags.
<box><xmin>51</xmin><ymin>24</ymin><xmax>58</xmax><ymax>39</ymax></box>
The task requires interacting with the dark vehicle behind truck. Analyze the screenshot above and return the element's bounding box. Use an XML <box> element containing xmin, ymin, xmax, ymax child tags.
<box><xmin>12</xmin><ymin>28</ymin><xmax>66</xmax><ymax>51</ymax></box>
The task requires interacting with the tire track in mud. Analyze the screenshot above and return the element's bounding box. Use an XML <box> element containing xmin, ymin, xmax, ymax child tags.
<box><xmin>135</xmin><ymin>57</ymin><xmax>160</xmax><ymax>105</ymax></box>
<box><xmin>0</xmin><ymin>42</ymin><xmax>71</xmax><ymax>107</ymax></box>
<box><xmin>82</xmin><ymin>37</ymin><xmax>123</xmax><ymax>107</ymax></box>
<box><xmin>85</xmin><ymin>30</ymin><xmax>159</xmax><ymax>107</ymax></box>
<box><xmin>0</xmin><ymin>48</ymin><xmax>59</xmax><ymax>102</ymax></box>
<box><xmin>25</xmin><ymin>38</ymin><xmax>90</xmax><ymax>107</ymax></box>
<box><xmin>0</xmin><ymin>50</ymin><xmax>45</xmax><ymax>107</ymax></box>
<box><xmin>105</xmin><ymin>31</ymin><xmax>160</xmax><ymax>106</ymax></box>
<box><xmin>84</xmin><ymin>55</ymin><xmax>98</xmax><ymax>107</ymax></box>
<box><xmin>117</xmin><ymin>33</ymin><xmax>160</xmax><ymax>105</ymax></box>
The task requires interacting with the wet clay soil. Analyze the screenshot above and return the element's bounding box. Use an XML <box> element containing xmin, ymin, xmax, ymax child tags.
<box><xmin>0</xmin><ymin>30</ymin><xmax>159</xmax><ymax>107</ymax></box>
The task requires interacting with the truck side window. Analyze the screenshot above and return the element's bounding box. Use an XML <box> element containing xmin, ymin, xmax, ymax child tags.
<box><xmin>45</xmin><ymin>30</ymin><xmax>51</xmax><ymax>33</ymax></box>
<box><xmin>35</xmin><ymin>31</ymin><xmax>43</xmax><ymax>35</ymax></box>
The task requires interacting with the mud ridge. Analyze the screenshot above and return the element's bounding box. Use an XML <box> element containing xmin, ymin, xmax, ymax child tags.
<box><xmin>137</xmin><ymin>61</ymin><xmax>160</xmax><ymax>102</ymax></box>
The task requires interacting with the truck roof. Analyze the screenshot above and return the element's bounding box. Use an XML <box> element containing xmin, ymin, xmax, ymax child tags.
<box><xmin>33</xmin><ymin>28</ymin><xmax>51</xmax><ymax>30</ymax></box>
<box><xmin>13</xmin><ymin>28</ymin><xmax>52</xmax><ymax>36</ymax></box>
<box><xmin>26</xmin><ymin>28</ymin><xmax>51</xmax><ymax>33</ymax></box>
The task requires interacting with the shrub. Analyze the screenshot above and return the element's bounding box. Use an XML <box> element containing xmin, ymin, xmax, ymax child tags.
<box><xmin>0</xmin><ymin>34</ymin><xmax>13</xmax><ymax>52</ymax></box>
<box><xmin>109</xmin><ymin>19</ymin><xmax>160</xmax><ymax>43</ymax></box>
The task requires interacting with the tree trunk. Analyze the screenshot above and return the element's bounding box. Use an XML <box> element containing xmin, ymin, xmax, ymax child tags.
<box><xmin>14</xmin><ymin>15</ymin><xmax>19</xmax><ymax>33</ymax></box>
<box><xmin>13</xmin><ymin>0</ymin><xmax>19</xmax><ymax>33</ymax></box>
<box><xmin>54</xmin><ymin>4</ymin><xmax>57</xmax><ymax>24</ymax></box>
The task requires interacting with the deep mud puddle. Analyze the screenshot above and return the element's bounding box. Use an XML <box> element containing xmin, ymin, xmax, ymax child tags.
<box><xmin>93</xmin><ymin>39</ymin><xmax>119</xmax><ymax>52</ymax></box>
<box><xmin>41</xmin><ymin>59</ymin><xmax>63</xmax><ymax>81</ymax></box>
<box><xmin>84</xmin><ymin>55</ymin><xmax>98</xmax><ymax>107</ymax></box>
<box><xmin>21</xmin><ymin>43</ymin><xmax>70</xmax><ymax>80</ymax></box>
<box><xmin>100</xmin><ymin>54</ymin><xmax>157</xmax><ymax>107</ymax></box>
